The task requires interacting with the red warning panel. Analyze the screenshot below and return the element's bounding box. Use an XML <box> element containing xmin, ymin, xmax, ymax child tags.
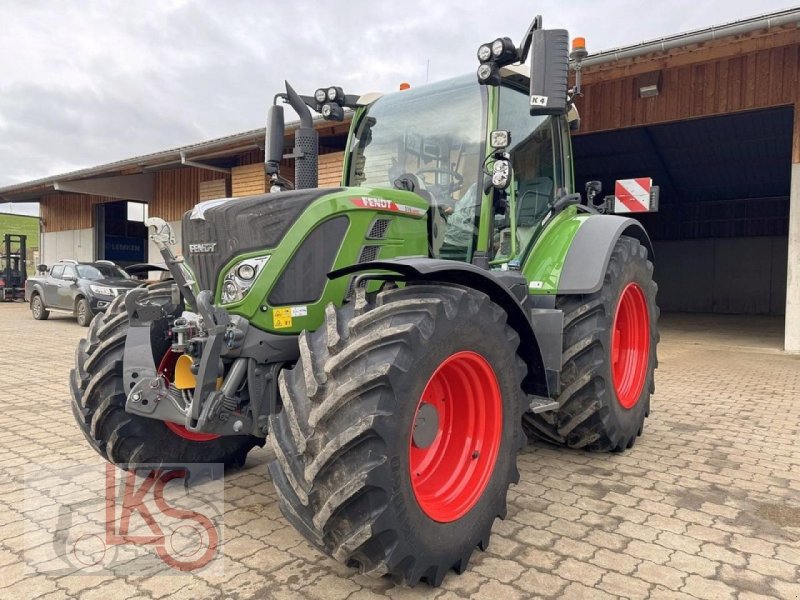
<box><xmin>614</xmin><ymin>178</ymin><xmax>652</xmax><ymax>213</ymax></box>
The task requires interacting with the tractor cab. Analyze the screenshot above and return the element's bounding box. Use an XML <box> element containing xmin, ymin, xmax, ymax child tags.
<box><xmin>344</xmin><ymin>66</ymin><xmax>578</xmax><ymax>267</ymax></box>
<box><xmin>345</xmin><ymin>75</ymin><xmax>484</xmax><ymax>261</ymax></box>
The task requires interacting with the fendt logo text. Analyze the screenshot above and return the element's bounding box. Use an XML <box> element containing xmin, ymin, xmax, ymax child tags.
<box><xmin>188</xmin><ymin>243</ymin><xmax>217</xmax><ymax>253</ymax></box>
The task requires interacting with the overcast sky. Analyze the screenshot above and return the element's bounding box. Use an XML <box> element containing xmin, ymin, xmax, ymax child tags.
<box><xmin>1</xmin><ymin>0</ymin><xmax>797</xmax><ymax>215</ymax></box>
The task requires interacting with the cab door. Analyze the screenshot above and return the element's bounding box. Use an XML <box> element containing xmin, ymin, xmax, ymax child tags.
<box><xmin>496</xmin><ymin>84</ymin><xmax>568</xmax><ymax>258</ymax></box>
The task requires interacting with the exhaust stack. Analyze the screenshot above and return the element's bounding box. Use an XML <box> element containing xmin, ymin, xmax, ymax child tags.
<box><xmin>284</xmin><ymin>81</ymin><xmax>318</xmax><ymax>190</ymax></box>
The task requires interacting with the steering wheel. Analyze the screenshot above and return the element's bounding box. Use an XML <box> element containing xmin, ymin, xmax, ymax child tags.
<box><xmin>414</xmin><ymin>167</ymin><xmax>464</xmax><ymax>195</ymax></box>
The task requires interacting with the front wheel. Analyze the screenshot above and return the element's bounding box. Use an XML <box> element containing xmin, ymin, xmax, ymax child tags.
<box><xmin>268</xmin><ymin>284</ymin><xmax>526</xmax><ymax>586</ymax></box>
<box><xmin>70</xmin><ymin>283</ymin><xmax>263</xmax><ymax>468</ymax></box>
<box><xmin>75</xmin><ymin>297</ymin><xmax>91</xmax><ymax>327</ymax></box>
<box><xmin>524</xmin><ymin>235</ymin><xmax>659</xmax><ymax>451</ymax></box>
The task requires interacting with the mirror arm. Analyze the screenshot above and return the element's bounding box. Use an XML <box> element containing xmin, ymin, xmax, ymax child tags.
<box><xmin>551</xmin><ymin>192</ymin><xmax>582</xmax><ymax>214</ymax></box>
<box><xmin>516</xmin><ymin>14</ymin><xmax>543</xmax><ymax>63</ymax></box>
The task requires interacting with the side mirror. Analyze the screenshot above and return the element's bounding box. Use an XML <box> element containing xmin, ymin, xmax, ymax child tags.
<box><xmin>585</xmin><ymin>180</ymin><xmax>602</xmax><ymax>204</ymax></box>
<box><xmin>63</xmin><ymin>274</ymin><xmax>76</xmax><ymax>281</ymax></box>
<box><xmin>529</xmin><ymin>28</ymin><xmax>569</xmax><ymax>115</ymax></box>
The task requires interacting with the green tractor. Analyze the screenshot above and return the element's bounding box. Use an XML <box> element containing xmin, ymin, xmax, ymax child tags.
<box><xmin>71</xmin><ymin>16</ymin><xmax>658</xmax><ymax>586</ymax></box>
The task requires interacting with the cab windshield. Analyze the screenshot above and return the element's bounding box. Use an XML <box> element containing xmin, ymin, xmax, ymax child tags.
<box><xmin>347</xmin><ymin>75</ymin><xmax>485</xmax><ymax>261</ymax></box>
<box><xmin>77</xmin><ymin>264</ymin><xmax>130</xmax><ymax>280</ymax></box>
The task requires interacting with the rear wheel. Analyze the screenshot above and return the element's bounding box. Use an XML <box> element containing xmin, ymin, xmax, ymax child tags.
<box><xmin>268</xmin><ymin>284</ymin><xmax>526</xmax><ymax>586</ymax></box>
<box><xmin>31</xmin><ymin>293</ymin><xmax>49</xmax><ymax>320</ymax></box>
<box><xmin>523</xmin><ymin>235</ymin><xmax>659</xmax><ymax>451</ymax></box>
<box><xmin>70</xmin><ymin>282</ymin><xmax>262</xmax><ymax>467</ymax></box>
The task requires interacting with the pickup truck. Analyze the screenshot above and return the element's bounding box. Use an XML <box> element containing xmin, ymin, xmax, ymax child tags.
<box><xmin>25</xmin><ymin>260</ymin><xmax>142</xmax><ymax>326</ymax></box>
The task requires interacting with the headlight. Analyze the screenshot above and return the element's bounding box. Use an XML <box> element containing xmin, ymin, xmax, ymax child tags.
<box><xmin>237</xmin><ymin>263</ymin><xmax>256</xmax><ymax>280</ymax></box>
<box><xmin>314</xmin><ymin>88</ymin><xmax>327</xmax><ymax>104</ymax></box>
<box><xmin>493</xmin><ymin>159</ymin><xmax>510</xmax><ymax>175</ymax></box>
<box><xmin>220</xmin><ymin>255</ymin><xmax>270</xmax><ymax>305</ymax></box>
<box><xmin>491</xmin><ymin>159</ymin><xmax>511</xmax><ymax>189</ymax></box>
<box><xmin>90</xmin><ymin>285</ymin><xmax>115</xmax><ymax>296</ymax></box>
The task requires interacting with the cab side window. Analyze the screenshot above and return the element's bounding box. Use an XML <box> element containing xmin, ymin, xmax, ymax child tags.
<box><xmin>63</xmin><ymin>265</ymin><xmax>76</xmax><ymax>280</ymax></box>
<box><xmin>50</xmin><ymin>265</ymin><xmax>64</xmax><ymax>279</ymax></box>
<box><xmin>498</xmin><ymin>85</ymin><xmax>564</xmax><ymax>251</ymax></box>
<box><xmin>511</xmin><ymin>120</ymin><xmax>556</xmax><ymax>227</ymax></box>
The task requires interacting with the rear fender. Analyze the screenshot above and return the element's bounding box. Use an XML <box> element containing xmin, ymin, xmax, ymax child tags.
<box><xmin>558</xmin><ymin>215</ymin><xmax>654</xmax><ymax>294</ymax></box>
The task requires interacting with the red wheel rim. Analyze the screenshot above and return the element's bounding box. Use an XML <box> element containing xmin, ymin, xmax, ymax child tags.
<box><xmin>611</xmin><ymin>283</ymin><xmax>650</xmax><ymax>409</ymax></box>
<box><xmin>157</xmin><ymin>351</ymin><xmax>220</xmax><ymax>442</ymax></box>
<box><xmin>409</xmin><ymin>351</ymin><xmax>502</xmax><ymax>523</ymax></box>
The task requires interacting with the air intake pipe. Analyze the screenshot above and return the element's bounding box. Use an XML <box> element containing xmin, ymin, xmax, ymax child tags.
<box><xmin>265</xmin><ymin>103</ymin><xmax>285</xmax><ymax>179</ymax></box>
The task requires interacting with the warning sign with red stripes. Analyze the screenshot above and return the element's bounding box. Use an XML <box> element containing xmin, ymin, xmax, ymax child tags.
<box><xmin>614</xmin><ymin>178</ymin><xmax>653</xmax><ymax>213</ymax></box>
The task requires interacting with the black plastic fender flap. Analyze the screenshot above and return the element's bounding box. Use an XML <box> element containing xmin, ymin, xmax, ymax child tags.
<box><xmin>558</xmin><ymin>215</ymin><xmax>654</xmax><ymax>295</ymax></box>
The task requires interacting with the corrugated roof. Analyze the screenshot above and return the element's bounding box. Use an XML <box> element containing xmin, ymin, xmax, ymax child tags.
<box><xmin>0</xmin><ymin>113</ymin><xmax>351</xmax><ymax>200</ymax></box>
<box><xmin>582</xmin><ymin>7</ymin><xmax>800</xmax><ymax>68</ymax></box>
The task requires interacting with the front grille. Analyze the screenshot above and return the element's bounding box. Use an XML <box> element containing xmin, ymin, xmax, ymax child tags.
<box><xmin>181</xmin><ymin>188</ymin><xmax>340</xmax><ymax>291</ymax></box>
<box><xmin>268</xmin><ymin>217</ymin><xmax>349</xmax><ymax>306</ymax></box>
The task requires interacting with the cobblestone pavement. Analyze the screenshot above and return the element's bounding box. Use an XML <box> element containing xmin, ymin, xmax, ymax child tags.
<box><xmin>1</xmin><ymin>303</ymin><xmax>799</xmax><ymax>600</ymax></box>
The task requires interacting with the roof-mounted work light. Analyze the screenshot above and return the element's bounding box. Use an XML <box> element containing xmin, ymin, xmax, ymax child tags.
<box><xmin>491</xmin><ymin>37</ymin><xmax>517</xmax><ymax>65</ymax></box>
<box><xmin>476</xmin><ymin>62</ymin><xmax>501</xmax><ymax>86</ymax></box>
<box><xmin>321</xmin><ymin>102</ymin><xmax>344</xmax><ymax>121</ymax></box>
<box><xmin>477</xmin><ymin>44</ymin><xmax>492</xmax><ymax>63</ymax></box>
<box><xmin>476</xmin><ymin>34</ymin><xmax>518</xmax><ymax>86</ymax></box>
<box><xmin>312</xmin><ymin>86</ymin><xmax>347</xmax><ymax>120</ymax></box>
<box><xmin>326</xmin><ymin>86</ymin><xmax>345</xmax><ymax>104</ymax></box>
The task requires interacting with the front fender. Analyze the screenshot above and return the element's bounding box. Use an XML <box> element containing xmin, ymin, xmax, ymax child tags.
<box><xmin>329</xmin><ymin>258</ymin><xmax>554</xmax><ymax>397</ymax></box>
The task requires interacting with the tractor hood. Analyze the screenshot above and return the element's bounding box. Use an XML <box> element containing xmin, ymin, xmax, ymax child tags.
<box><xmin>181</xmin><ymin>188</ymin><xmax>341</xmax><ymax>291</ymax></box>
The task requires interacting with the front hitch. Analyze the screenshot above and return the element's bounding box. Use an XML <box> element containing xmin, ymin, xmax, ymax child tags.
<box><xmin>122</xmin><ymin>288</ymin><xmax>256</xmax><ymax>437</ymax></box>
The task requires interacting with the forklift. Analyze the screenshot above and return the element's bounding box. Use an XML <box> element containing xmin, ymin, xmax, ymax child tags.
<box><xmin>0</xmin><ymin>234</ymin><xmax>27</xmax><ymax>301</ymax></box>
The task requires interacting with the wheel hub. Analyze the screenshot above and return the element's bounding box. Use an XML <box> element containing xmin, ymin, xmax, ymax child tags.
<box><xmin>411</xmin><ymin>403</ymin><xmax>439</xmax><ymax>449</ymax></box>
<box><xmin>611</xmin><ymin>283</ymin><xmax>650</xmax><ymax>409</ymax></box>
<box><xmin>409</xmin><ymin>351</ymin><xmax>502</xmax><ymax>523</ymax></box>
